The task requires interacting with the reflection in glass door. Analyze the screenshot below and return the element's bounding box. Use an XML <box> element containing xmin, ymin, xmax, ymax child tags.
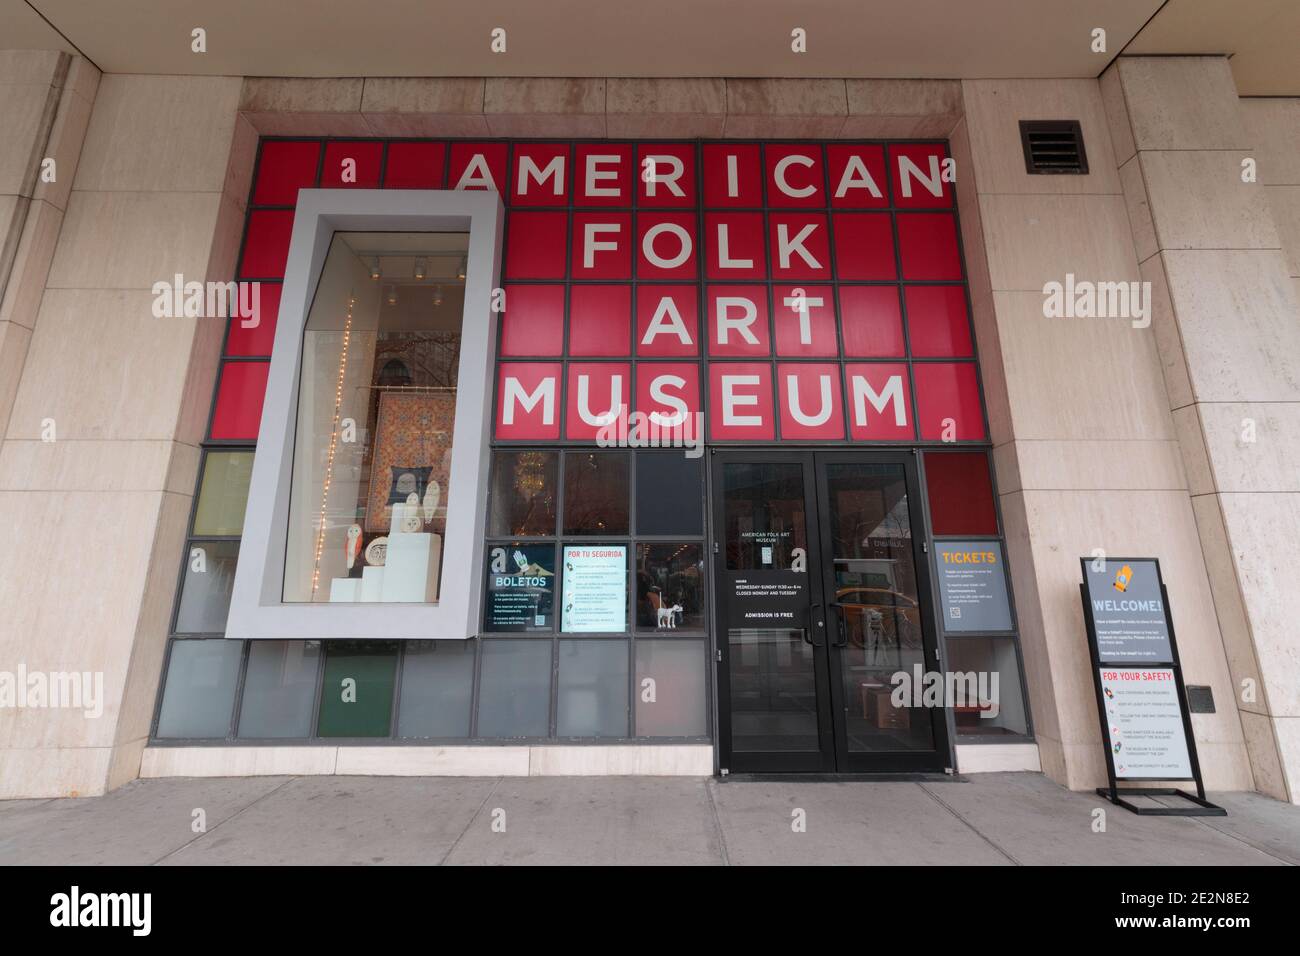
<box><xmin>820</xmin><ymin>460</ymin><xmax>941</xmax><ymax>766</ymax></box>
<box><xmin>714</xmin><ymin>451</ymin><xmax>949</xmax><ymax>774</ymax></box>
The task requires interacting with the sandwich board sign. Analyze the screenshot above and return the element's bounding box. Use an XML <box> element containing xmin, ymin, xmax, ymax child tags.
<box><xmin>1080</xmin><ymin>557</ymin><xmax>1223</xmax><ymax>816</ymax></box>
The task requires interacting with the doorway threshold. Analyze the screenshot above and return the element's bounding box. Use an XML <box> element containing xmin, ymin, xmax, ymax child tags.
<box><xmin>720</xmin><ymin>772</ymin><xmax>968</xmax><ymax>783</ymax></box>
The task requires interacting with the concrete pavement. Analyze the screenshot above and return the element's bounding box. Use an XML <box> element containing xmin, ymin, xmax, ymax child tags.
<box><xmin>0</xmin><ymin>772</ymin><xmax>1296</xmax><ymax>865</ymax></box>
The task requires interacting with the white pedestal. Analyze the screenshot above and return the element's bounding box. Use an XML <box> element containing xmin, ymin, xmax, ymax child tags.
<box><xmin>361</xmin><ymin>565</ymin><xmax>386</xmax><ymax>602</ymax></box>
<box><xmin>328</xmin><ymin>579</ymin><xmax>361</xmax><ymax>603</ymax></box>
<box><xmin>380</xmin><ymin>532</ymin><xmax>442</xmax><ymax>603</ymax></box>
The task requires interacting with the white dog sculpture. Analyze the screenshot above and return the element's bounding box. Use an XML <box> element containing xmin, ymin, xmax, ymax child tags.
<box><xmin>656</xmin><ymin>604</ymin><xmax>683</xmax><ymax>629</ymax></box>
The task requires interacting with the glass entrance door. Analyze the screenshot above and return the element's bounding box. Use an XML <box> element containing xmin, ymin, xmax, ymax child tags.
<box><xmin>713</xmin><ymin>451</ymin><xmax>949</xmax><ymax>773</ymax></box>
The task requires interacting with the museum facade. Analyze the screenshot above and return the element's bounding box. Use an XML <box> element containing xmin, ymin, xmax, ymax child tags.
<box><xmin>1</xmin><ymin>51</ymin><xmax>1298</xmax><ymax>801</ymax></box>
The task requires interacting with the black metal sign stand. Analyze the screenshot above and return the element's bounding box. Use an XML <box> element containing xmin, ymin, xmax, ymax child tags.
<box><xmin>1080</xmin><ymin>557</ymin><xmax>1225</xmax><ymax>816</ymax></box>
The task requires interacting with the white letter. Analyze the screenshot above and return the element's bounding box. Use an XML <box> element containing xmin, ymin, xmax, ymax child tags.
<box><xmin>783</xmin><ymin>291</ymin><xmax>824</xmax><ymax>344</ymax></box>
<box><xmin>898</xmin><ymin>154</ymin><xmax>943</xmax><ymax>199</ymax></box>
<box><xmin>716</xmin><ymin>297</ymin><xmax>759</xmax><ymax>345</ymax></box>
<box><xmin>585</xmin><ymin>154</ymin><xmax>621</xmax><ymax>196</ymax></box>
<box><xmin>777</xmin><ymin>222</ymin><xmax>821</xmax><ymax>270</ymax></box>
<box><xmin>774</xmin><ymin>154</ymin><xmax>816</xmax><ymax>198</ymax></box>
<box><xmin>583</xmin><ymin>222</ymin><xmax>620</xmax><ymax>268</ymax></box>
<box><xmin>721</xmin><ymin>375</ymin><xmax>761</xmax><ymax>426</ymax></box>
<box><xmin>517</xmin><ymin>154</ymin><xmax>565</xmax><ymax>196</ymax></box>
<box><xmin>641</xmin><ymin>222</ymin><xmax>692</xmax><ymax>269</ymax></box>
<box><xmin>851</xmin><ymin>375</ymin><xmax>907</xmax><ymax>427</ymax></box>
<box><xmin>787</xmin><ymin>374</ymin><xmax>834</xmax><ymax>426</ymax></box>
<box><xmin>643</xmin><ymin>155</ymin><xmax>685</xmax><ymax>197</ymax></box>
<box><xmin>834</xmin><ymin>155</ymin><xmax>884</xmax><ymax>199</ymax></box>
<box><xmin>501</xmin><ymin>377</ymin><xmax>555</xmax><ymax>425</ymax></box>
<box><xmin>576</xmin><ymin>375</ymin><xmax>623</xmax><ymax>427</ymax></box>
<box><xmin>715</xmin><ymin>223</ymin><xmax>753</xmax><ymax>270</ymax></box>
<box><xmin>641</xmin><ymin>296</ymin><xmax>693</xmax><ymax>346</ymax></box>
<box><xmin>648</xmin><ymin>375</ymin><xmax>689</xmax><ymax>427</ymax></box>
<box><xmin>455</xmin><ymin>154</ymin><xmax>498</xmax><ymax>191</ymax></box>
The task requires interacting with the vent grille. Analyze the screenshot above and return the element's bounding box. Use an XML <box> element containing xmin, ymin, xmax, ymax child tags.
<box><xmin>1019</xmin><ymin>120</ymin><xmax>1088</xmax><ymax>175</ymax></box>
<box><xmin>1186</xmin><ymin>685</ymin><xmax>1216</xmax><ymax>714</ymax></box>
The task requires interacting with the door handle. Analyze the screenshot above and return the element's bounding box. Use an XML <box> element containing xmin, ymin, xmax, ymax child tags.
<box><xmin>827</xmin><ymin>602</ymin><xmax>850</xmax><ymax>648</ymax></box>
<box><xmin>805</xmin><ymin>602</ymin><xmax>825</xmax><ymax>647</ymax></box>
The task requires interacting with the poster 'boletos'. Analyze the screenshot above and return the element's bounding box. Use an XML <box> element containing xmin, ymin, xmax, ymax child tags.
<box><xmin>1080</xmin><ymin>557</ymin><xmax>1224</xmax><ymax>816</ymax></box>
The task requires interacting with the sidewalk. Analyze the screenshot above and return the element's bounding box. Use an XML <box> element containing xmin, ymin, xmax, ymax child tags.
<box><xmin>1</xmin><ymin>772</ymin><xmax>1296</xmax><ymax>866</ymax></box>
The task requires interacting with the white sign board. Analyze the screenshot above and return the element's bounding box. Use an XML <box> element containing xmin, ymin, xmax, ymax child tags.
<box><xmin>561</xmin><ymin>545</ymin><xmax>627</xmax><ymax>632</ymax></box>
<box><xmin>1098</xmin><ymin>667</ymin><xmax>1193</xmax><ymax>780</ymax></box>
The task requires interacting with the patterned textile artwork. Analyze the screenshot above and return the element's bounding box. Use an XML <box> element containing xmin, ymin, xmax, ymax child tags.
<box><xmin>364</xmin><ymin>390</ymin><xmax>455</xmax><ymax>534</ymax></box>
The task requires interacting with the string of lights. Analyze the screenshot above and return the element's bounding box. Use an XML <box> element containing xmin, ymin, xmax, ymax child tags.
<box><xmin>310</xmin><ymin>294</ymin><xmax>355</xmax><ymax>595</ymax></box>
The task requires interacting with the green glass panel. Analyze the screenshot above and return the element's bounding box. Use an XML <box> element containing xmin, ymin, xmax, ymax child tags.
<box><xmin>316</xmin><ymin>641</ymin><xmax>397</xmax><ymax>737</ymax></box>
<box><xmin>193</xmin><ymin>451</ymin><xmax>254</xmax><ymax>536</ymax></box>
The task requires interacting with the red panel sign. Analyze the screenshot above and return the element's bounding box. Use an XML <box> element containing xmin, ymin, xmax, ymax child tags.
<box><xmin>703</xmin><ymin>144</ymin><xmax>762</xmax><ymax>207</ymax></box>
<box><xmin>464</xmin><ymin>139</ymin><xmax>985</xmax><ymax>444</ymax></box>
<box><xmin>635</xmin><ymin>362</ymin><xmax>701</xmax><ymax>442</ymax></box>
<box><xmin>765</xmin><ymin>145</ymin><xmax>825</xmax><ymax>208</ymax></box>
<box><xmin>773</xmin><ymin>285</ymin><xmax>837</xmax><ymax>357</ymax></box>
<box><xmin>511</xmin><ymin>143</ymin><xmax>569</xmax><ymax>206</ymax></box>
<box><xmin>575</xmin><ymin>144</ymin><xmax>633</xmax><ymax>206</ymax></box>
<box><xmin>636</xmin><ymin>287</ymin><xmax>699</xmax><ymax>357</ymax></box>
<box><xmin>636</xmin><ymin>212</ymin><xmax>697</xmax><ymax>280</ymax></box>
<box><xmin>448</xmin><ymin>142</ymin><xmax>507</xmax><ymax>192</ymax></box>
<box><xmin>239</xmin><ymin>138</ymin><xmax>986</xmax><ymax>466</ymax></box>
<box><xmin>826</xmin><ymin>145</ymin><xmax>889</xmax><ymax>209</ymax></box>
<box><xmin>708</xmin><ymin>363</ymin><xmax>775</xmax><ymax>441</ymax></box>
<box><xmin>707</xmin><ymin>286</ymin><xmax>770</xmax><ymax>357</ymax></box>
<box><xmin>637</xmin><ymin>144</ymin><xmax>696</xmax><ymax>208</ymax></box>
<box><xmin>569</xmin><ymin>285</ymin><xmax>632</xmax><ymax>356</ymax></box>
<box><xmin>566</xmin><ymin>363</ymin><xmax>630</xmax><ymax>439</ymax></box>
<box><xmin>845</xmin><ymin>363</ymin><xmax>914</xmax><ymax>441</ymax></box>
<box><xmin>496</xmin><ymin>362</ymin><xmax>561</xmax><ymax>439</ymax></box>
<box><xmin>704</xmin><ymin>212</ymin><xmax>766</xmax><ymax>280</ymax></box>
<box><xmin>778</xmin><ymin>364</ymin><xmax>845</xmax><ymax>440</ymax></box>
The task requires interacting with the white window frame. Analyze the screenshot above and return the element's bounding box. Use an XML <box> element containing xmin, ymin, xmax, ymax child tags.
<box><xmin>227</xmin><ymin>189</ymin><xmax>504</xmax><ymax>639</ymax></box>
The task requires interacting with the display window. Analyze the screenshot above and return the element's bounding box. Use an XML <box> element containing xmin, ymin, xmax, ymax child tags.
<box><xmin>281</xmin><ymin>230</ymin><xmax>468</xmax><ymax>605</ymax></box>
